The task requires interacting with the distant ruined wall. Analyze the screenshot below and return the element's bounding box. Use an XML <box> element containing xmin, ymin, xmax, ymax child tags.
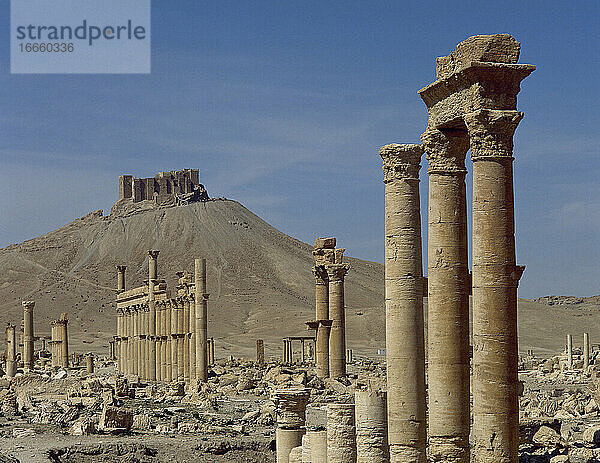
<box><xmin>118</xmin><ymin>169</ymin><xmax>207</xmax><ymax>204</ymax></box>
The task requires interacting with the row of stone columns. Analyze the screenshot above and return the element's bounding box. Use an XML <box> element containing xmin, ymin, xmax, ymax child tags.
<box><xmin>310</xmin><ymin>237</ymin><xmax>349</xmax><ymax>379</ymax></box>
<box><xmin>115</xmin><ymin>252</ymin><xmax>211</xmax><ymax>385</ymax></box>
<box><xmin>379</xmin><ymin>34</ymin><xmax>535</xmax><ymax>463</ymax></box>
<box><xmin>274</xmin><ymin>388</ymin><xmax>389</xmax><ymax>463</ymax></box>
<box><xmin>565</xmin><ymin>333</ymin><xmax>591</xmax><ymax>370</ymax></box>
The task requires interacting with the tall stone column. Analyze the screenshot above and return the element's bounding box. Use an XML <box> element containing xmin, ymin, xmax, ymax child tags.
<box><xmin>135</xmin><ymin>306</ymin><xmax>142</xmax><ymax>376</ymax></box>
<box><xmin>195</xmin><ymin>258</ymin><xmax>208</xmax><ymax>382</ymax></box>
<box><xmin>164</xmin><ymin>301</ymin><xmax>171</xmax><ymax>382</ymax></box>
<box><xmin>272</xmin><ymin>388</ymin><xmax>310</xmax><ymax>463</ymax></box>
<box><xmin>566</xmin><ymin>334</ymin><xmax>573</xmax><ymax>369</ymax></box>
<box><xmin>183</xmin><ymin>298</ymin><xmax>191</xmax><ymax>382</ymax></box>
<box><xmin>126</xmin><ymin>309</ymin><xmax>132</xmax><ymax>374</ymax></box>
<box><xmin>5</xmin><ymin>324</ymin><xmax>16</xmax><ymax>378</ymax></box>
<box><xmin>170</xmin><ymin>301</ymin><xmax>179</xmax><ymax>382</ymax></box>
<box><xmin>22</xmin><ymin>301</ymin><xmax>35</xmax><ymax>371</ymax></box>
<box><xmin>313</xmin><ymin>266</ymin><xmax>330</xmax><ymax>378</ymax></box>
<box><xmin>327</xmin><ymin>264</ymin><xmax>350</xmax><ymax>379</ymax></box>
<box><xmin>379</xmin><ymin>143</ymin><xmax>426</xmax><ymax>463</ymax></box>
<box><xmin>208</xmin><ymin>338</ymin><xmax>215</xmax><ymax>365</ymax></box>
<box><xmin>422</xmin><ymin>127</ymin><xmax>470</xmax><ymax>463</ymax></box>
<box><xmin>327</xmin><ymin>403</ymin><xmax>357</xmax><ymax>463</ymax></box>
<box><xmin>257</xmin><ymin>339</ymin><xmax>265</xmax><ymax>364</ymax></box>
<box><xmin>86</xmin><ymin>353</ymin><xmax>94</xmax><ymax>374</ymax></box>
<box><xmin>189</xmin><ymin>296</ymin><xmax>196</xmax><ymax>381</ymax></box>
<box><xmin>116</xmin><ymin>309</ymin><xmax>123</xmax><ymax>373</ymax></box>
<box><xmin>148</xmin><ymin>277</ymin><xmax>157</xmax><ymax>381</ymax></box>
<box><xmin>58</xmin><ymin>313</ymin><xmax>69</xmax><ymax>369</ymax></box>
<box><xmin>465</xmin><ymin>109</ymin><xmax>524</xmax><ymax>463</ymax></box>
<box><xmin>355</xmin><ymin>390</ymin><xmax>388</xmax><ymax>463</ymax></box>
<box><xmin>148</xmin><ymin>250</ymin><xmax>159</xmax><ymax>280</ymax></box>
<box><xmin>177</xmin><ymin>303</ymin><xmax>185</xmax><ymax>382</ymax></box>
<box><xmin>584</xmin><ymin>333</ymin><xmax>590</xmax><ymax>371</ymax></box>
<box><xmin>116</xmin><ymin>265</ymin><xmax>127</xmax><ymax>292</ymax></box>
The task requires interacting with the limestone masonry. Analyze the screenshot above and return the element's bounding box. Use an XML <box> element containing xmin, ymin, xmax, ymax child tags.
<box><xmin>118</xmin><ymin>169</ymin><xmax>209</xmax><ymax>205</ymax></box>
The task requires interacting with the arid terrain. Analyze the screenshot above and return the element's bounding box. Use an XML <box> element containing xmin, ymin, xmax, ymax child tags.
<box><xmin>1</xmin><ymin>198</ymin><xmax>599</xmax><ymax>362</ymax></box>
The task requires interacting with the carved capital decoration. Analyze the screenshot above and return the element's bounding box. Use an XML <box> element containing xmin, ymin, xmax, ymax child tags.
<box><xmin>421</xmin><ymin>127</ymin><xmax>469</xmax><ymax>174</ymax></box>
<box><xmin>379</xmin><ymin>144</ymin><xmax>423</xmax><ymax>183</ymax></box>
<box><xmin>464</xmin><ymin>109</ymin><xmax>523</xmax><ymax>160</ymax></box>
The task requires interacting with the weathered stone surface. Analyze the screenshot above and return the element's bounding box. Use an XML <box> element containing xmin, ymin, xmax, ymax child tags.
<box><xmin>98</xmin><ymin>405</ymin><xmax>133</xmax><ymax>433</ymax></box>
<box><xmin>436</xmin><ymin>34</ymin><xmax>521</xmax><ymax>79</ymax></box>
<box><xmin>379</xmin><ymin>143</ymin><xmax>426</xmax><ymax>463</ymax></box>
<box><xmin>532</xmin><ymin>426</ymin><xmax>564</xmax><ymax>448</ymax></box>
<box><xmin>314</xmin><ymin>237</ymin><xmax>336</xmax><ymax>250</ymax></box>
<box><xmin>327</xmin><ymin>403</ymin><xmax>356</xmax><ymax>463</ymax></box>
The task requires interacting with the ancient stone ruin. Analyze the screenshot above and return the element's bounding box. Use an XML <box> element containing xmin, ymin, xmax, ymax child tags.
<box><xmin>115</xmin><ymin>251</ymin><xmax>210</xmax><ymax>385</ymax></box>
<box><xmin>117</xmin><ymin>168</ymin><xmax>209</xmax><ymax>206</ymax></box>
<box><xmin>306</xmin><ymin>237</ymin><xmax>350</xmax><ymax>380</ymax></box>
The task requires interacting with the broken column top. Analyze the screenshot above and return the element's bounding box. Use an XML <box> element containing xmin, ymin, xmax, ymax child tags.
<box><xmin>436</xmin><ymin>34</ymin><xmax>521</xmax><ymax>79</ymax></box>
<box><xmin>314</xmin><ymin>237</ymin><xmax>336</xmax><ymax>250</ymax></box>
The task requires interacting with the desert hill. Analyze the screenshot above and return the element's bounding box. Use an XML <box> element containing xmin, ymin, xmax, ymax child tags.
<box><xmin>0</xmin><ymin>197</ymin><xmax>598</xmax><ymax>360</ymax></box>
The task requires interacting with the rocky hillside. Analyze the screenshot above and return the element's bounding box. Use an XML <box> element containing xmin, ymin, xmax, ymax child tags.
<box><xmin>1</xmin><ymin>197</ymin><xmax>599</xmax><ymax>359</ymax></box>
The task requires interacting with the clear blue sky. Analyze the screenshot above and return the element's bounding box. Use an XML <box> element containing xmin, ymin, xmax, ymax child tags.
<box><xmin>1</xmin><ymin>1</ymin><xmax>598</xmax><ymax>298</ymax></box>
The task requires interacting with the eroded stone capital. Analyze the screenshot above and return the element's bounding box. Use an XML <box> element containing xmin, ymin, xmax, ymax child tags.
<box><xmin>21</xmin><ymin>300</ymin><xmax>35</xmax><ymax>310</ymax></box>
<box><xmin>326</xmin><ymin>263</ymin><xmax>350</xmax><ymax>281</ymax></box>
<box><xmin>421</xmin><ymin>127</ymin><xmax>469</xmax><ymax>174</ymax></box>
<box><xmin>116</xmin><ymin>265</ymin><xmax>127</xmax><ymax>272</ymax></box>
<box><xmin>464</xmin><ymin>109</ymin><xmax>523</xmax><ymax>160</ymax></box>
<box><xmin>271</xmin><ymin>388</ymin><xmax>311</xmax><ymax>427</ymax></box>
<box><xmin>312</xmin><ymin>266</ymin><xmax>328</xmax><ymax>285</ymax></box>
<box><xmin>148</xmin><ymin>249</ymin><xmax>160</xmax><ymax>259</ymax></box>
<box><xmin>379</xmin><ymin>144</ymin><xmax>423</xmax><ymax>183</ymax></box>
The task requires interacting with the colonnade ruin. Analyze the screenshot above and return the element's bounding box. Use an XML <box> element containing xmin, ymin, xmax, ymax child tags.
<box><xmin>4</xmin><ymin>301</ymin><xmax>71</xmax><ymax>376</ymax></box>
<box><xmin>115</xmin><ymin>251</ymin><xmax>210</xmax><ymax>385</ymax></box>
<box><xmin>307</xmin><ymin>237</ymin><xmax>350</xmax><ymax>379</ymax></box>
<box><xmin>0</xmin><ymin>33</ymin><xmax>561</xmax><ymax>463</ymax></box>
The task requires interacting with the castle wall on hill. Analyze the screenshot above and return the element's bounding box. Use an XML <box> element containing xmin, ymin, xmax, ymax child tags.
<box><xmin>118</xmin><ymin>169</ymin><xmax>200</xmax><ymax>203</ymax></box>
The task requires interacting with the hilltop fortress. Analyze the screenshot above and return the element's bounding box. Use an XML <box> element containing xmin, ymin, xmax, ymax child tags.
<box><xmin>117</xmin><ymin>169</ymin><xmax>209</xmax><ymax>206</ymax></box>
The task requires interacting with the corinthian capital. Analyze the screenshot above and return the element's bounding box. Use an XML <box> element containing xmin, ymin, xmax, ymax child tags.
<box><xmin>379</xmin><ymin>144</ymin><xmax>423</xmax><ymax>183</ymax></box>
<box><xmin>421</xmin><ymin>127</ymin><xmax>469</xmax><ymax>174</ymax></box>
<box><xmin>464</xmin><ymin>109</ymin><xmax>523</xmax><ymax>161</ymax></box>
<box><xmin>325</xmin><ymin>263</ymin><xmax>350</xmax><ymax>281</ymax></box>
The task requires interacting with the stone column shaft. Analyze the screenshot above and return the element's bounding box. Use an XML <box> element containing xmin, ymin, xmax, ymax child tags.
<box><xmin>466</xmin><ymin>109</ymin><xmax>524</xmax><ymax>463</ymax></box>
<box><xmin>177</xmin><ymin>305</ymin><xmax>185</xmax><ymax>382</ymax></box>
<box><xmin>166</xmin><ymin>304</ymin><xmax>172</xmax><ymax>382</ymax></box>
<box><xmin>257</xmin><ymin>339</ymin><xmax>265</xmax><ymax>364</ymax></box>
<box><xmin>148</xmin><ymin>279</ymin><xmax>157</xmax><ymax>381</ymax></box>
<box><xmin>183</xmin><ymin>299</ymin><xmax>190</xmax><ymax>382</ymax></box>
<box><xmin>327</xmin><ymin>403</ymin><xmax>357</xmax><ymax>463</ymax></box>
<box><xmin>208</xmin><ymin>338</ymin><xmax>215</xmax><ymax>365</ymax></box>
<box><xmin>313</xmin><ymin>266</ymin><xmax>330</xmax><ymax>378</ymax></box>
<box><xmin>380</xmin><ymin>143</ymin><xmax>426</xmax><ymax>463</ymax></box>
<box><xmin>422</xmin><ymin>127</ymin><xmax>470</xmax><ymax>463</ymax></box>
<box><xmin>5</xmin><ymin>324</ymin><xmax>16</xmax><ymax>378</ymax></box>
<box><xmin>327</xmin><ymin>264</ymin><xmax>349</xmax><ymax>378</ymax></box>
<box><xmin>189</xmin><ymin>297</ymin><xmax>196</xmax><ymax>381</ymax></box>
<box><xmin>116</xmin><ymin>265</ymin><xmax>126</xmax><ymax>292</ymax></box>
<box><xmin>22</xmin><ymin>301</ymin><xmax>35</xmax><ymax>371</ymax></box>
<box><xmin>567</xmin><ymin>334</ymin><xmax>573</xmax><ymax>369</ymax></box>
<box><xmin>86</xmin><ymin>354</ymin><xmax>94</xmax><ymax>374</ymax></box>
<box><xmin>195</xmin><ymin>258</ymin><xmax>208</xmax><ymax>382</ymax></box>
<box><xmin>355</xmin><ymin>390</ymin><xmax>388</xmax><ymax>463</ymax></box>
<box><xmin>59</xmin><ymin>314</ymin><xmax>69</xmax><ymax>369</ymax></box>
<box><xmin>273</xmin><ymin>389</ymin><xmax>310</xmax><ymax>463</ymax></box>
<box><xmin>171</xmin><ymin>304</ymin><xmax>179</xmax><ymax>382</ymax></box>
<box><xmin>584</xmin><ymin>333</ymin><xmax>590</xmax><ymax>371</ymax></box>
